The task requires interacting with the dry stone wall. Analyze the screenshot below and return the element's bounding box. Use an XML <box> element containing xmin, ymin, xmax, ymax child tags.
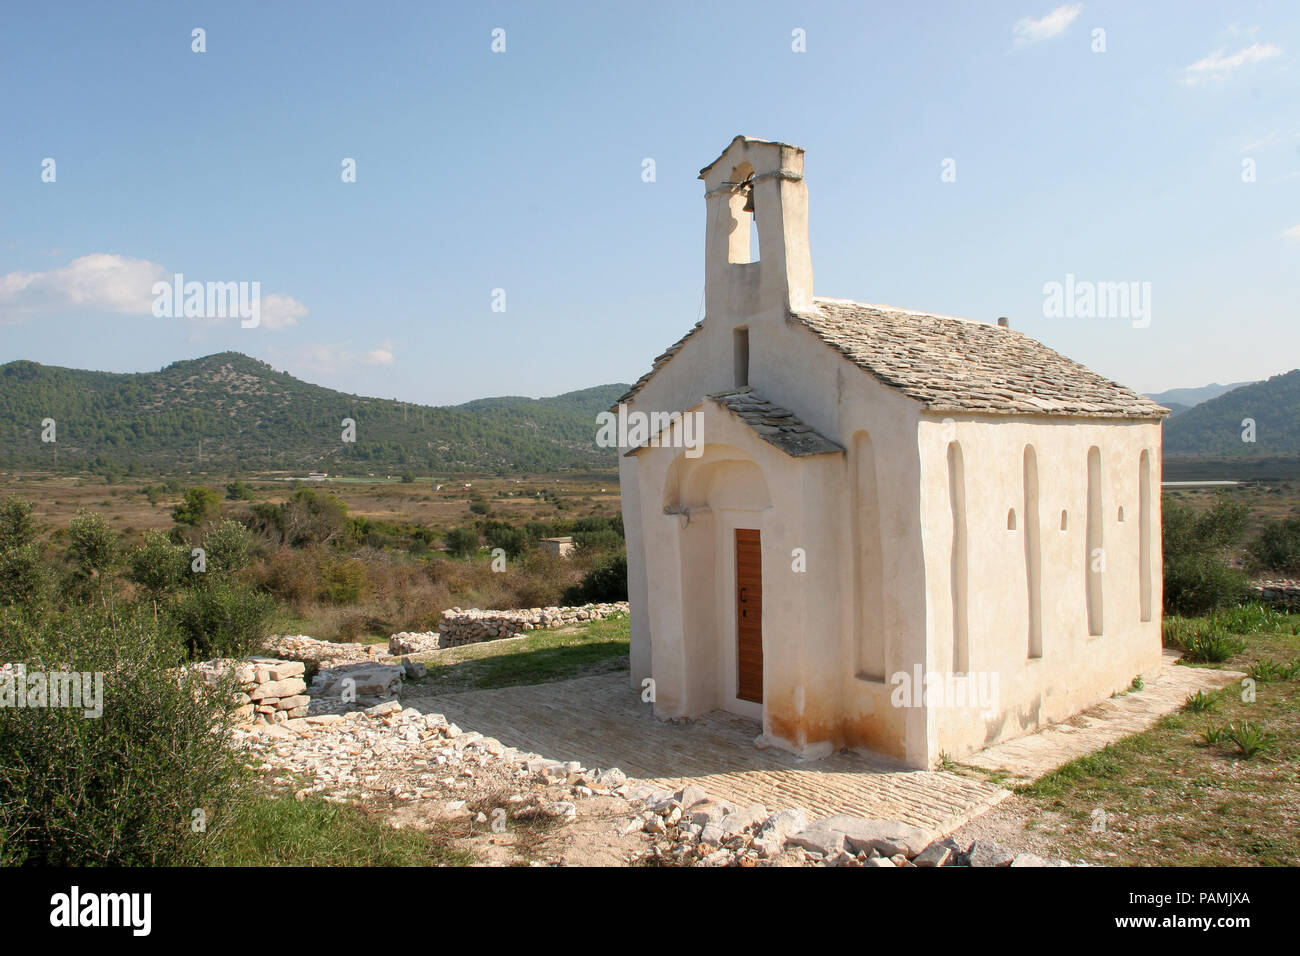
<box><xmin>1253</xmin><ymin>579</ymin><xmax>1300</xmax><ymax>608</ymax></box>
<box><xmin>434</xmin><ymin>602</ymin><xmax>629</xmax><ymax>648</ymax></box>
<box><xmin>195</xmin><ymin>657</ymin><xmax>309</xmax><ymax>726</ymax></box>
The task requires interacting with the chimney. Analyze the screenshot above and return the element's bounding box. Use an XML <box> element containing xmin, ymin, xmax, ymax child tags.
<box><xmin>997</xmin><ymin>316</ymin><xmax>1010</xmax><ymax>328</ymax></box>
<box><xmin>699</xmin><ymin>136</ymin><xmax>813</xmax><ymax>321</ymax></box>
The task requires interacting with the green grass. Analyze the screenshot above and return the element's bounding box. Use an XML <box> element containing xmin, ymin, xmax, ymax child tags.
<box><xmin>405</xmin><ymin>614</ymin><xmax>630</xmax><ymax>693</ymax></box>
<box><xmin>208</xmin><ymin>791</ymin><xmax>472</xmax><ymax>866</ymax></box>
<box><xmin>1016</xmin><ymin>602</ymin><xmax>1299</xmax><ymax>866</ymax></box>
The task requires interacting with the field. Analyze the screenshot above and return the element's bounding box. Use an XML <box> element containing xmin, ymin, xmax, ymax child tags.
<box><xmin>0</xmin><ymin>471</ymin><xmax>622</xmax><ymax>537</ymax></box>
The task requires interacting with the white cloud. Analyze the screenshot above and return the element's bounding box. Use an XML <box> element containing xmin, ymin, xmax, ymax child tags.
<box><xmin>259</xmin><ymin>293</ymin><xmax>308</xmax><ymax>331</ymax></box>
<box><xmin>1013</xmin><ymin>4</ymin><xmax>1082</xmax><ymax>47</ymax></box>
<box><xmin>0</xmin><ymin>253</ymin><xmax>306</xmax><ymax>331</ymax></box>
<box><xmin>0</xmin><ymin>253</ymin><xmax>165</xmax><ymax>321</ymax></box>
<box><xmin>1183</xmin><ymin>42</ymin><xmax>1282</xmax><ymax>85</ymax></box>
<box><xmin>1282</xmin><ymin>224</ymin><xmax>1300</xmax><ymax>241</ymax></box>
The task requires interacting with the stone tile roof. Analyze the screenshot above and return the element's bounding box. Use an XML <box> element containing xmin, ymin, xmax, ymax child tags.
<box><xmin>796</xmin><ymin>298</ymin><xmax>1169</xmax><ymax>419</ymax></box>
<box><xmin>708</xmin><ymin>387</ymin><xmax>843</xmax><ymax>457</ymax></box>
<box><xmin>613</xmin><ymin>321</ymin><xmax>702</xmax><ymax>410</ymax></box>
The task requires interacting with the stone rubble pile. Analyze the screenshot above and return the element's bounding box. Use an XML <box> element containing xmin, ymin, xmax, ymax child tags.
<box><xmin>237</xmin><ymin>699</ymin><xmax>637</xmax><ymax>826</ymax></box>
<box><xmin>389</xmin><ymin>631</ymin><xmax>440</xmax><ymax>656</ymax></box>
<box><xmin>308</xmin><ymin>661</ymin><xmax>406</xmax><ymax>708</ymax></box>
<box><xmin>195</xmin><ymin>657</ymin><xmax>310</xmax><ymax>726</ymax></box>
<box><xmin>436</xmin><ymin>602</ymin><xmax>629</xmax><ymax>648</ymax></box>
<box><xmin>622</xmin><ymin>785</ymin><xmax>1080</xmax><ymax>868</ymax></box>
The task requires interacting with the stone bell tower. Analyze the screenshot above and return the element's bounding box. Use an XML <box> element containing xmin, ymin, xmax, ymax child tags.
<box><xmin>698</xmin><ymin>136</ymin><xmax>813</xmax><ymax>322</ymax></box>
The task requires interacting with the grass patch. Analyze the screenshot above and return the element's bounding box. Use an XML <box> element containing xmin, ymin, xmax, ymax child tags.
<box><xmin>406</xmin><ymin>614</ymin><xmax>630</xmax><ymax>694</ymax></box>
<box><xmin>1015</xmin><ymin>603</ymin><xmax>1299</xmax><ymax>866</ymax></box>
<box><xmin>208</xmin><ymin>791</ymin><xmax>472</xmax><ymax>866</ymax></box>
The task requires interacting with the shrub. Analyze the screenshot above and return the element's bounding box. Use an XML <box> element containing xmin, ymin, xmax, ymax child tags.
<box><xmin>257</xmin><ymin>547</ymin><xmax>323</xmax><ymax>610</ymax></box>
<box><xmin>1247</xmin><ymin>516</ymin><xmax>1300</xmax><ymax>575</ymax></box>
<box><xmin>0</xmin><ymin>496</ymin><xmax>39</xmax><ymax>547</ymax></box>
<box><xmin>1184</xmin><ymin>690</ymin><xmax>1215</xmax><ymax>713</ymax></box>
<box><xmin>484</xmin><ymin>524</ymin><xmax>527</xmax><ymax>559</ymax></box>
<box><xmin>172</xmin><ymin>487</ymin><xmax>222</xmax><ymax>527</ymax></box>
<box><xmin>168</xmin><ymin>577</ymin><xmax>276</xmax><ymax>659</ymax></box>
<box><xmin>320</xmin><ymin>558</ymin><xmax>368</xmax><ymax>605</ymax></box>
<box><xmin>0</xmin><ymin>604</ymin><xmax>247</xmax><ymax>865</ymax></box>
<box><xmin>128</xmin><ymin>530</ymin><xmax>190</xmax><ymax>596</ymax></box>
<box><xmin>203</xmin><ymin>519</ymin><xmax>258</xmax><ymax>575</ymax></box>
<box><xmin>1162</xmin><ymin>496</ymin><xmax>1251</xmax><ymax>615</ymax></box>
<box><xmin>1224</xmin><ymin>721</ymin><xmax>1274</xmax><ymax>759</ymax></box>
<box><xmin>445</xmin><ymin>527</ymin><xmax>480</xmax><ymax>559</ymax></box>
<box><xmin>225</xmin><ymin>480</ymin><xmax>254</xmax><ymax>501</ymax></box>
<box><xmin>1178</xmin><ymin>629</ymin><xmax>1246</xmax><ymax>663</ymax></box>
<box><xmin>1163</xmin><ymin>554</ymin><xmax>1250</xmax><ymax>617</ymax></box>
<box><xmin>563</xmin><ymin>552</ymin><xmax>627</xmax><ymax>605</ymax></box>
<box><xmin>0</xmin><ymin>543</ymin><xmax>52</xmax><ymax>609</ymax></box>
<box><xmin>67</xmin><ymin>509</ymin><xmax>118</xmax><ymax>580</ymax></box>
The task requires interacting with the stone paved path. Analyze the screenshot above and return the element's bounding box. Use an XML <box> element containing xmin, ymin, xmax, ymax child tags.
<box><xmin>961</xmin><ymin>650</ymin><xmax>1245</xmax><ymax>785</ymax></box>
<box><xmin>401</xmin><ymin>651</ymin><xmax>1241</xmax><ymax>836</ymax></box>
<box><xmin>403</xmin><ymin>674</ymin><xmax>1008</xmax><ymax>836</ymax></box>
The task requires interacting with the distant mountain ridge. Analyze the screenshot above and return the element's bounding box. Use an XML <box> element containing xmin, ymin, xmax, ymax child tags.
<box><xmin>1163</xmin><ymin>369</ymin><xmax>1300</xmax><ymax>457</ymax></box>
<box><xmin>0</xmin><ymin>353</ymin><xmax>629</xmax><ymax>475</ymax></box>
<box><xmin>1145</xmin><ymin>380</ymin><xmax>1256</xmax><ymax>413</ymax></box>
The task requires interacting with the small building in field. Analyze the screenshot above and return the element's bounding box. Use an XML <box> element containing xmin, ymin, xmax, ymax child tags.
<box><xmin>540</xmin><ymin>536</ymin><xmax>576</xmax><ymax>558</ymax></box>
<box><xmin>614</xmin><ymin>136</ymin><xmax>1169</xmax><ymax>769</ymax></box>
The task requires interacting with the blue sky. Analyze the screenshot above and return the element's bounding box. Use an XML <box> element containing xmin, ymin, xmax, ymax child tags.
<box><xmin>2</xmin><ymin>1</ymin><xmax>1297</xmax><ymax>403</ymax></box>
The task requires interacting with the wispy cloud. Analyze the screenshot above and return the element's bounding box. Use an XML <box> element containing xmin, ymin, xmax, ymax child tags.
<box><xmin>0</xmin><ymin>253</ymin><xmax>305</xmax><ymax>329</ymax></box>
<box><xmin>1183</xmin><ymin>41</ymin><xmax>1282</xmax><ymax>86</ymax></box>
<box><xmin>1239</xmin><ymin>130</ymin><xmax>1300</xmax><ymax>153</ymax></box>
<box><xmin>1013</xmin><ymin>4</ymin><xmax>1082</xmax><ymax>47</ymax></box>
<box><xmin>1283</xmin><ymin>224</ymin><xmax>1300</xmax><ymax>241</ymax></box>
<box><xmin>267</xmin><ymin>342</ymin><xmax>396</xmax><ymax>375</ymax></box>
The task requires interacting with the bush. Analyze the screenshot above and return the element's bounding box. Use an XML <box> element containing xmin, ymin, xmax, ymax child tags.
<box><xmin>563</xmin><ymin>552</ymin><xmax>627</xmax><ymax>604</ymax></box>
<box><xmin>203</xmin><ymin>519</ymin><xmax>258</xmax><ymax>575</ymax></box>
<box><xmin>0</xmin><ymin>603</ymin><xmax>247</xmax><ymax>865</ymax></box>
<box><xmin>225</xmin><ymin>480</ymin><xmax>254</xmax><ymax>501</ymax></box>
<box><xmin>128</xmin><ymin>530</ymin><xmax>190</xmax><ymax>596</ymax></box>
<box><xmin>1248</xmin><ymin>516</ymin><xmax>1300</xmax><ymax>575</ymax></box>
<box><xmin>68</xmin><ymin>509</ymin><xmax>118</xmax><ymax>580</ymax></box>
<box><xmin>1163</xmin><ymin>554</ymin><xmax>1250</xmax><ymax>617</ymax></box>
<box><xmin>320</xmin><ymin>558</ymin><xmax>368</xmax><ymax>605</ymax></box>
<box><xmin>172</xmin><ymin>487</ymin><xmax>222</xmax><ymax>527</ymax></box>
<box><xmin>168</xmin><ymin>578</ymin><xmax>276</xmax><ymax>659</ymax></box>
<box><xmin>1162</xmin><ymin>495</ymin><xmax>1252</xmax><ymax>615</ymax></box>
<box><xmin>484</xmin><ymin>523</ymin><xmax>527</xmax><ymax>559</ymax></box>
<box><xmin>0</xmin><ymin>496</ymin><xmax>39</xmax><ymax>547</ymax></box>
<box><xmin>1168</xmin><ymin>625</ymin><xmax>1246</xmax><ymax>663</ymax></box>
<box><xmin>0</xmin><ymin>543</ymin><xmax>52</xmax><ymax>609</ymax></box>
<box><xmin>445</xmin><ymin>527</ymin><xmax>480</xmax><ymax>559</ymax></box>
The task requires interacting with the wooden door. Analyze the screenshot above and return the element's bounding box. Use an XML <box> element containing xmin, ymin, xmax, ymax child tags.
<box><xmin>735</xmin><ymin>528</ymin><xmax>763</xmax><ymax>703</ymax></box>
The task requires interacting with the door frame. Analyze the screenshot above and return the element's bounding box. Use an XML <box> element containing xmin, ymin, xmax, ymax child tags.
<box><xmin>718</xmin><ymin>515</ymin><xmax>764</xmax><ymax>721</ymax></box>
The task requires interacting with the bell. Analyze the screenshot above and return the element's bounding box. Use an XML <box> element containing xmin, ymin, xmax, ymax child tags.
<box><xmin>742</xmin><ymin>186</ymin><xmax>755</xmax><ymax>217</ymax></box>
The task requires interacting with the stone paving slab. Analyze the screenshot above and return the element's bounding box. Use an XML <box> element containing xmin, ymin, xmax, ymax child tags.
<box><xmin>403</xmin><ymin>674</ymin><xmax>1009</xmax><ymax>836</ymax></box>
<box><xmin>401</xmin><ymin>651</ymin><xmax>1242</xmax><ymax>837</ymax></box>
<box><xmin>961</xmin><ymin>650</ymin><xmax>1245</xmax><ymax>785</ymax></box>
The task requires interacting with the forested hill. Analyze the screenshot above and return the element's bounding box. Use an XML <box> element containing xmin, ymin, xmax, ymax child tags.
<box><xmin>0</xmin><ymin>352</ymin><xmax>628</xmax><ymax>475</ymax></box>
<box><xmin>1163</xmin><ymin>369</ymin><xmax>1300</xmax><ymax>457</ymax></box>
